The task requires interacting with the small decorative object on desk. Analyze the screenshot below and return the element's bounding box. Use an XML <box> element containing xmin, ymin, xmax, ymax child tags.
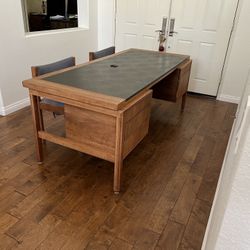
<box><xmin>158</xmin><ymin>32</ymin><xmax>166</xmax><ymax>52</ymax></box>
<box><xmin>156</xmin><ymin>17</ymin><xmax>167</xmax><ymax>52</ymax></box>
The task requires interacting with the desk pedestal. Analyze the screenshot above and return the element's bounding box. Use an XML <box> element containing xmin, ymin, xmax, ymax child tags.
<box><xmin>31</xmin><ymin>90</ymin><xmax>152</xmax><ymax>193</ymax></box>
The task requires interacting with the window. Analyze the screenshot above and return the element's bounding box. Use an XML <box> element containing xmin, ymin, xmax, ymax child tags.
<box><xmin>22</xmin><ymin>0</ymin><xmax>79</xmax><ymax>32</ymax></box>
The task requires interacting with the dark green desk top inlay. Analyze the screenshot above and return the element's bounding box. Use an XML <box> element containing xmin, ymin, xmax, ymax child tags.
<box><xmin>44</xmin><ymin>49</ymin><xmax>188</xmax><ymax>100</ymax></box>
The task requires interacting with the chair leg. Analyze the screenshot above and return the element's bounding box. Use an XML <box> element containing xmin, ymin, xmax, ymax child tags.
<box><xmin>38</xmin><ymin>109</ymin><xmax>46</xmax><ymax>144</ymax></box>
<box><xmin>37</xmin><ymin>97</ymin><xmax>45</xmax><ymax>132</ymax></box>
<box><xmin>181</xmin><ymin>93</ymin><xmax>187</xmax><ymax>112</ymax></box>
<box><xmin>39</xmin><ymin>109</ymin><xmax>44</xmax><ymax>131</ymax></box>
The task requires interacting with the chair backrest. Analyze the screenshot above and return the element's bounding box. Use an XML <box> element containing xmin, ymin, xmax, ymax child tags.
<box><xmin>89</xmin><ymin>46</ymin><xmax>115</xmax><ymax>61</ymax></box>
<box><xmin>31</xmin><ymin>57</ymin><xmax>76</xmax><ymax>77</ymax></box>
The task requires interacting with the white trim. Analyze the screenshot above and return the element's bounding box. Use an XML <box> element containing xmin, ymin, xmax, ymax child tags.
<box><xmin>24</xmin><ymin>27</ymin><xmax>89</xmax><ymax>38</ymax></box>
<box><xmin>0</xmin><ymin>98</ymin><xmax>30</xmax><ymax>116</ymax></box>
<box><xmin>217</xmin><ymin>94</ymin><xmax>240</xmax><ymax>104</ymax></box>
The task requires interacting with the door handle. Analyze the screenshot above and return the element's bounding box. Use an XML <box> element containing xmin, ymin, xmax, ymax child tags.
<box><xmin>168</xmin><ymin>18</ymin><xmax>177</xmax><ymax>36</ymax></box>
<box><xmin>169</xmin><ymin>31</ymin><xmax>178</xmax><ymax>36</ymax></box>
<box><xmin>156</xmin><ymin>17</ymin><xmax>168</xmax><ymax>35</ymax></box>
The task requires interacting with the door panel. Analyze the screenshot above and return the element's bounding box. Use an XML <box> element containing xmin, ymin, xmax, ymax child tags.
<box><xmin>124</xmin><ymin>34</ymin><xmax>138</xmax><ymax>49</ymax></box>
<box><xmin>116</xmin><ymin>0</ymin><xmax>170</xmax><ymax>51</ymax></box>
<box><xmin>179</xmin><ymin>0</ymin><xmax>199</xmax><ymax>29</ymax></box>
<box><xmin>168</xmin><ymin>0</ymin><xmax>238</xmax><ymax>95</ymax></box>
<box><xmin>196</xmin><ymin>42</ymin><xmax>215</xmax><ymax>80</ymax></box>
<box><xmin>126</xmin><ymin>0</ymin><xmax>138</xmax><ymax>23</ymax></box>
<box><xmin>203</xmin><ymin>0</ymin><xmax>223</xmax><ymax>31</ymax></box>
<box><xmin>116</xmin><ymin>0</ymin><xmax>237</xmax><ymax>96</ymax></box>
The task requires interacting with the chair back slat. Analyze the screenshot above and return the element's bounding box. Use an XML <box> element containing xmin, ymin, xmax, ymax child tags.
<box><xmin>31</xmin><ymin>57</ymin><xmax>76</xmax><ymax>77</ymax></box>
<box><xmin>89</xmin><ymin>46</ymin><xmax>115</xmax><ymax>61</ymax></box>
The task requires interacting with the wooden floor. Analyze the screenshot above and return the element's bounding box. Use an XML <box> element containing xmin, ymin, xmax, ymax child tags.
<box><xmin>0</xmin><ymin>95</ymin><xmax>236</xmax><ymax>250</ymax></box>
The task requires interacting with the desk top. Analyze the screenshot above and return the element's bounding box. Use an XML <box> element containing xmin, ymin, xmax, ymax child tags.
<box><xmin>43</xmin><ymin>49</ymin><xmax>189</xmax><ymax>100</ymax></box>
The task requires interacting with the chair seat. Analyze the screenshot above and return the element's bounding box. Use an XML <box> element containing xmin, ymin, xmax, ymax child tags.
<box><xmin>41</xmin><ymin>98</ymin><xmax>64</xmax><ymax>107</ymax></box>
<box><xmin>39</xmin><ymin>98</ymin><xmax>64</xmax><ymax>114</ymax></box>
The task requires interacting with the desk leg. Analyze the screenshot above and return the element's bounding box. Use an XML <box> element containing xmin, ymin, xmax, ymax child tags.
<box><xmin>30</xmin><ymin>94</ymin><xmax>43</xmax><ymax>163</ymax></box>
<box><xmin>181</xmin><ymin>92</ymin><xmax>187</xmax><ymax>112</ymax></box>
<box><xmin>114</xmin><ymin>112</ymin><xmax>124</xmax><ymax>194</ymax></box>
<box><xmin>38</xmin><ymin>97</ymin><xmax>45</xmax><ymax>131</ymax></box>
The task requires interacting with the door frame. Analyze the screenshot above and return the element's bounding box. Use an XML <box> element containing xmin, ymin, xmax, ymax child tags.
<box><xmin>215</xmin><ymin>0</ymin><xmax>241</xmax><ymax>98</ymax></box>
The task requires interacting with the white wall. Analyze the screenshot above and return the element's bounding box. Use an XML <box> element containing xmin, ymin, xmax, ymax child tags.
<box><xmin>0</xmin><ymin>90</ymin><xmax>4</xmax><ymax>116</ymax></box>
<box><xmin>0</xmin><ymin>0</ymin><xmax>98</xmax><ymax>115</ymax></box>
<box><xmin>97</xmin><ymin>0</ymin><xmax>115</xmax><ymax>50</ymax></box>
<box><xmin>218</xmin><ymin>0</ymin><xmax>250</xmax><ymax>103</ymax></box>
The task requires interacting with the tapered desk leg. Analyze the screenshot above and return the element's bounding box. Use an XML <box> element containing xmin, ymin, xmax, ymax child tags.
<box><xmin>181</xmin><ymin>92</ymin><xmax>187</xmax><ymax>112</ymax></box>
<box><xmin>114</xmin><ymin>159</ymin><xmax>123</xmax><ymax>194</ymax></box>
<box><xmin>30</xmin><ymin>94</ymin><xmax>43</xmax><ymax>163</ymax></box>
<box><xmin>114</xmin><ymin>112</ymin><xmax>124</xmax><ymax>194</ymax></box>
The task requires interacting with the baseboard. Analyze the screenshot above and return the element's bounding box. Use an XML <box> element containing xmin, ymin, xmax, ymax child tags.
<box><xmin>0</xmin><ymin>97</ymin><xmax>30</xmax><ymax>116</ymax></box>
<box><xmin>217</xmin><ymin>94</ymin><xmax>240</xmax><ymax>104</ymax></box>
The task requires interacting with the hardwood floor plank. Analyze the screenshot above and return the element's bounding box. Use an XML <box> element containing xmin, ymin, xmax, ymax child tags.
<box><xmin>2</xmin><ymin>164</ymin><xmax>41</xmax><ymax>190</ymax></box>
<box><xmin>110</xmin><ymin>238</ymin><xmax>133</xmax><ymax>250</ymax></box>
<box><xmin>15</xmin><ymin>172</ymin><xmax>47</xmax><ymax>196</ymax></box>
<box><xmin>0</xmin><ymin>160</ymin><xmax>33</xmax><ymax>184</ymax></box>
<box><xmin>5</xmin><ymin>174</ymin><xmax>87</xmax><ymax>246</ymax></box>
<box><xmin>178</xmin><ymin>199</ymin><xmax>211</xmax><ymax>250</ymax></box>
<box><xmin>0</xmin><ymin>233</ymin><xmax>18</xmax><ymax>249</ymax></box>
<box><xmin>146</xmin><ymin>135</ymin><xmax>203</xmax><ymax>233</ymax></box>
<box><xmin>38</xmin><ymin>160</ymin><xmax>116</xmax><ymax>249</ymax></box>
<box><xmin>170</xmin><ymin>173</ymin><xmax>202</xmax><ymax>225</ymax></box>
<box><xmin>0</xmin><ymin>213</ymin><xmax>19</xmax><ymax>233</ymax></box>
<box><xmin>59</xmin><ymin>227</ymin><xmax>94</xmax><ymax>250</ymax></box>
<box><xmin>155</xmin><ymin>220</ymin><xmax>185</xmax><ymax>250</ymax></box>
<box><xmin>0</xmin><ymin>97</ymin><xmax>236</xmax><ymax>250</ymax></box>
<box><xmin>9</xmin><ymin>155</ymin><xmax>90</xmax><ymax>219</ymax></box>
<box><xmin>132</xmin><ymin>228</ymin><xmax>159</xmax><ymax>250</ymax></box>
<box><xmin>85</xmin><ymin>227</ymin><xmax>116</xmax><ymax>250</ymax></box>
<box><xmin>13</xmin><ymin>215</ymin><xmax>61</xmax><ymax>249</ymax></box>
<box><xmin>197</xmin><ymin>134</ymin><xmax>229</xmax><ymax>204</ymax></box>
<box><xmin>190</xmin><ymin>135</ymin><xmax>216</xmax><ymax>177</ymax></box>
<box><xmin>6</xmin><ymin>192</ymin><xmax>64</xmax><ymax>242</ymax></box>
<box><xmin>117</xmin><ymin>139</ymin><xmax>189</xmax><ymax>244</ymax></box>
<box><xmin>0</xmin><ymin>191</ymin><xmax>25</xmax><ymax>216</ymax></box>
<box><xmin>35</xmin><ymin>220</ymin><xmax>76</xmax><ymax>250</ymax></box>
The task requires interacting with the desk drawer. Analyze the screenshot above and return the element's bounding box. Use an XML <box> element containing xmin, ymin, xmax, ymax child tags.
<box><xmin>122</xmin><ymin>90</ymin><xmax>152</xmax><ymax>159</ymax></box>
<box><xmin>64</xmin><ymin>90</ymin><xmax>152</xmax><ymax>162</ymax></box>
<box><xmin>64</xmin><ymin>105</ymin><xmax>116</xmax><ymax>161</ymax></box>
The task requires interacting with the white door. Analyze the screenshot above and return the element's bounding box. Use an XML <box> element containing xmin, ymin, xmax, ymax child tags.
<box><xmin>115</xmin><ymin>0</ymin><xmax>238</xmax><ymax>96</ymax></box>
<box><xmin>115</xmin><ymin>0</ymin><xmax>170</xmax><ymax>51</ymax></box>
<box><xmin>167</xmin><ymin>0</ymin><xmax>238</xmax><ymax>95</ymax></box>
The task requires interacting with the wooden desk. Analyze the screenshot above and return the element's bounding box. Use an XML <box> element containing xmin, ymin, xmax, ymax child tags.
<box><xmin>23</xmin><ymin>49</ymin><xmax>191</xmax><ymax>193</ymax></box>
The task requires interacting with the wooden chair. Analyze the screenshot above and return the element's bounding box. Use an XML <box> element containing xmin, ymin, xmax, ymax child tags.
<box><xmin>89</xmin><ymin>46</ymin><xmax>116</xmax><ymax>61</ymax></box>
<box><xmin>31</xmin><ymin>57</ymin><xmax>76</xmax><ymax>130</ymax></box>
<box><xmin>152</xmin><ymin>59</ymin><xmax>192</xmax><ymax>112</ymax></box>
